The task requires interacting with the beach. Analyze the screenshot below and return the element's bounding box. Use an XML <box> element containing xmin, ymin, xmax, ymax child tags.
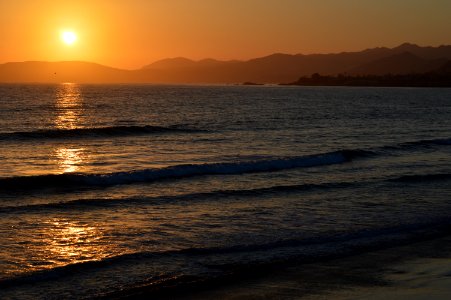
<box><xmin>166</xmin><ymin>234</ymin><xmax>451</xmax><ymax>300</ymax></box>
<box><xmin>98</xmin><ymin>227</ymin><xmax>451</xmax><ymax>299</ymax></box>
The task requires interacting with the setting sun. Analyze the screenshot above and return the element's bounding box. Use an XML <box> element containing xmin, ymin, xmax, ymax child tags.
<box><xmin>61</xmin><ymin>31</ymin><xmax>77</xmax><ymax>45</ymax></box>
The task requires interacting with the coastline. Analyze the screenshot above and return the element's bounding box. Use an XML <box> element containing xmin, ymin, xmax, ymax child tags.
<box><xmin>110</xmin><ymin>234</ymin><xmax>451</xmax><ymax>299</ymax></box>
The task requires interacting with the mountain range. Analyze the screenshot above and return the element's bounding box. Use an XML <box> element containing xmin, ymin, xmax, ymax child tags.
<box><xmin>1</xmin><ymin>43</ymin><xmax>450</xmax><ymax>84</ymax></box>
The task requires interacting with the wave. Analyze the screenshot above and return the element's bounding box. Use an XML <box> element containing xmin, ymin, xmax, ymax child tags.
<box><xmin>390</xmin><ymin>173</ymin><xmax>451</xmax><ymax>183</ymax></box>
<box><xmin>0</xmin><ymin>181</ymin><xmax>355</xmax><ymax>214</ymax></box>
<box><xmin>0</xmin><ymin>150</ymin><xmax>370</xmax><ymax>192</ymax></box>
<box><xmin>0</xmin><ymin>124</ymin><xmax>200</xmax><ymax>140</ymax></box>
<box><xmin>405</xmin><ymin>137</ymin><xmax>451</xmax><ymax>146</ymax></box>
<box><xmin>382</xmin><ymin>137</ymin><xmax>451</xmax><ymax>150</ymax></box>
<box><xmin>1</xmin><ymin>135</ymin><xmax>448</xmax><ymax>192</ymax></box>
<box><xmin>4</xmin><ymin>170</ymin><xmax>450</xmax><ymax>213</ymax></box>
<box><xmin>3</xmin><ymin>218</ymin><xmax>451</xmax><ymax>291</ymax></box>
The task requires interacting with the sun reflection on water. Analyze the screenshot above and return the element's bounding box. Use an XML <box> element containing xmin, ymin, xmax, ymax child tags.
<box><xmin>18</xmin><ymin>86</ymin><xmax>116</xmax><ymax>273</ymax></box>
<box><xmin>54</xmin><ymin>83</ymin><xmax>84</xmax><ymax>130</ymax></box>
<box><xmin>53</xmin><ymin>83</ymin><xmax>89</xmax><ymax>173</ymax></box>
<box><xmin>40</xmin><ymin>219</ymin><xmax>113</xmax><ymax>267</ymax></box>
<box><xmin>55</xmin><ymin>147</ymin><xmax>85</xmax><ymax>173</ymax></box>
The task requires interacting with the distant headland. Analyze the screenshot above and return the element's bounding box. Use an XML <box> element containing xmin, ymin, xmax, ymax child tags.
<box><xmin>281</xmin><ymin>60</ymin><xmax>451</xmax><ymax>87</ymax></box>
<box><xmin>1</xmin><ymin>43</ymin><xmax>451</xmax><ymax>85</ymax></box>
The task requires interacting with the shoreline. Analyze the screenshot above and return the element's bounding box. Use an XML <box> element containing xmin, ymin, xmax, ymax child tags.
<box><xmin>111</xmin><ymin>234</ymin><xmax>451</xmax><ymax>299</ymax></box>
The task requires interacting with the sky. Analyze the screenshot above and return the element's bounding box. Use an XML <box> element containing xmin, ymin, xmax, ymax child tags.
<box><xmin>1</xmin><ymin>0</ymin><xmax>451</xmax><ymax>69</ymax></box>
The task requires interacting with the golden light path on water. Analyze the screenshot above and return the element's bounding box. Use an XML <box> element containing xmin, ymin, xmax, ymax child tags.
<box><xmin>24</xmin><ymin>84</ymin><xmax>116</xmax><ymax>271</ymax></box>
<box><xmin>55</xmin><ymin>147</ymin><xmax>85</xmax><ymax>173</ymax></box>
<box><xmin>55</xmin><ymin>83</ymin><xmax>84</xmax><ymax>130</ymax></box>
<box><xmin>53</xmin><ymin>83</ymin><xmax>89</xmax><ymax>174</ymax></box>
<box><xmin>34</xmin><ymin>218</ymin><xmax>122</xmax><ymax>268</ymax></box>
<box><xmin>38</xmin><ymin>219</ymin><xmax>112</xmax><ymax>267</ymax></box>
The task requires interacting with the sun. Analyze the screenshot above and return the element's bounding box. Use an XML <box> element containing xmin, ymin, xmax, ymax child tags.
<box><xmin>61</xmin><ymin>31</ymin><xmax>77</xmax><ymax>45</ymax></box>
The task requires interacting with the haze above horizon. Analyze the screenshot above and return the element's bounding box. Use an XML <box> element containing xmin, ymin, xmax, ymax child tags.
<box><xmin>1</xmin><ymin>0</ymin><xmax>451</xmax><ymax>69</ymax></box>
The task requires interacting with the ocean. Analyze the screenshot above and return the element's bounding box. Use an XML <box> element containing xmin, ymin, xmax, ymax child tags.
<box><xmin>0</xmin><ymin>84</ymin><xmax>450</xmax><ymax>299</ymax></box>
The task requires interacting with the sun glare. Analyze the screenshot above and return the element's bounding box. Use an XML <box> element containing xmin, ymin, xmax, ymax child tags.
<box><xmin>61</xmin><ymin>31</ymin><xmax>77</xmax><ymax>45</ymax></box>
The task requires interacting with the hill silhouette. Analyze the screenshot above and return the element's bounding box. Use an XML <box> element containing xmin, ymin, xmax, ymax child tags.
<box><xmin>142</xmin><ymin>57</ymin><xmax>234</xmax><ymax>69</ymax></box>
<box><xmin>391</xmin><ymin>43</ymin><xmax>451</xmax><ymax>60</ymax></box>
<box><xmin>1</xmin><ymin>43</ymin><xmax>451</xmax><ymax>84</ymax></box>
<box><xmin>348</xmin><ymin>52</ymin><xmax>447</xmax><ymax>75</ymax></box>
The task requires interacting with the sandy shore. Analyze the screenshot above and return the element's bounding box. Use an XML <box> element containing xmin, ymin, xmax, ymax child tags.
<box><xmin>334</xmin><ymin>258</ymin><xmax>451</xmax><ymax>300</ymax></box>
<box><xmin>167</xmin><ymin>235</ymin><xmax>451</xmax><ymax>300</ymax></box>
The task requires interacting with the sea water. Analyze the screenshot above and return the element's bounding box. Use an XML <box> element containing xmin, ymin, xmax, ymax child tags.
<box><xmin>0</xmin><ymin>84</ymin><xmax>450</xmax><ymax>298</ymax></box>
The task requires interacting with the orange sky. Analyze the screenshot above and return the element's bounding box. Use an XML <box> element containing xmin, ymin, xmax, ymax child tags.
<box><xmin>1</xmin><ymin>0</ymin><xmax>451</xmax><ymax>69</ymax></box>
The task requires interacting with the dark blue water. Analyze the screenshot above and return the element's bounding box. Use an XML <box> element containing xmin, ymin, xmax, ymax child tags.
<box><xmin>1</xmin><ymin>84</ymin><xmax>451</xmax><ymax>299</ymax></box>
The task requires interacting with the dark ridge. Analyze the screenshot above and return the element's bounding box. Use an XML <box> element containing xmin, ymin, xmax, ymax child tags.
<box><xmin>390</xmin><ymin>173</ymin><xmax>451</xmax><ymax>183</ymax></box>
<box><xmin>404</xmin><ymin>138</ymin><xmax>451</xmax><ymax>147</ymax></box>
<box><xmin>0</xmin><ymin>181</ymin><xmax>355</xmax><ymax>214</ymax></box>
<box><xmin>3</xmin><ymin>169</ymin><xmax>450</xmax><ymax>214</ymax></box>
<box><xmin>380</xmin><ymin>137</ymin><xmax>451</xmax><ymax>151</ymax></box>
<box><xmin>0</xmin><ymin>125</ymin><xmax>201</xmax><ymax>140</ymax></box>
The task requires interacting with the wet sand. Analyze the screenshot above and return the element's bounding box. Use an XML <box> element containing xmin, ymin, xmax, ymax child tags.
<box><xmin>169</xmin><ymin>235</ymin><xmax>451</xmax><ymax>300</ymax></box>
